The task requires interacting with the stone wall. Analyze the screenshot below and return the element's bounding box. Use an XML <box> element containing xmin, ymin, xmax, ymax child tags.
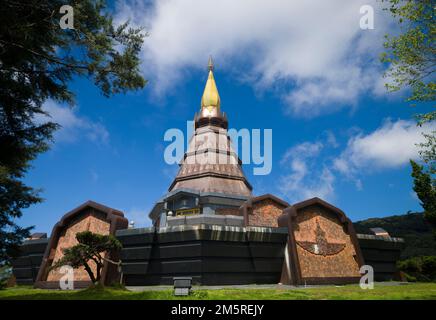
<box><xmin>117</xmin><ymin>225</ymin><xmax>288</xmax><ymax>286</ymax></box>
<box><xmin>12</xmin><ymin>229</ymin><xmax>405</xmax><ymax>286</ymax></box>
<box><xmin>10</xmin><ymin>199</ymin><xmax>404</xmax><ymax>287</ymax></box>
<box><xmin>248</xmin><ymin>199</ymin><xmax>285</xmax><ymax>227</ymax></box>
<box><xmin>167</xmin><ymin>215</ymin><xmax>244</xmax><ymax>227</ymax></box>
<box><xmin>294</xmin><ymin>206</ymin><xmax>361</xmax><ymax>281</ymax></box>
<box><xmin>215</xmin><ymin>207</ymin><xmax>241</xmax><ymax>216</ymax></box>
<box><xmin>46</xmin><ymin>212</ymin><xmax>110</xmax><ymax>282</ymax></box>
<box><xmin>34</xmin><ymin>201</ymin><xmax>128</xmax><ymax>288</ymax></box>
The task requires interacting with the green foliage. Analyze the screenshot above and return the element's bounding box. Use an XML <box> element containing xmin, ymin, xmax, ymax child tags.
<box><xmin>0</xmin><ymin>1</ymin><xmax>146</xmax><ymax>265</ymax></box>
<box><xmin>50</xmin><ymin>231</ymin><xmax>122</xmax><ymax>284</ymax></box>
<box><xmin>381</xmin><ymin>1</ymin><xmax>435</xmax><ymax>185</ymax></box>
<box><xmin>0</xmin><ymin>265</ymin><xmax>12</xmax><ymax>290</ymax></box>
<box><xmin>411</xmin><ymin>160</ymin><xmax>436</xmax><ymax>237</ymax></box>
<box><xmin>353</xmin><ymin>211</ymin><xmax>436</xmax><ymax>259</ymax></box>
<box><xmin>397</xmin><ymin>256</ymin><xmax>436</xmax><ymax>282</ymax></box>
<box><xmin>417</xmin><ymin>131</ymin><xmax>436</xmax><ymax>175</ymax></box>
<box><xmin>381</xmin><ymin>0</ymin><xmax>435</xmax><ymax>106</ymax></box>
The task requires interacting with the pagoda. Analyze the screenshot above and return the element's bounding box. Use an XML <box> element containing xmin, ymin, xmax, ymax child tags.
<box><xmin>12</xmin><ymin>59</ymin><xmax>400</xmax><ymax>289</ymax></box>
<box><xmin>149</xmin><ymin>58</ymin><xmax>252</xmax><ymax>227</ymax></box>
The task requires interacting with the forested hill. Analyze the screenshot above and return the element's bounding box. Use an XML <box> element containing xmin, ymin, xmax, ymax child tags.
<box><xmin>353</xmin><ymin>212</ymin><xmax>436</xmax><ymax>259</ymax></box>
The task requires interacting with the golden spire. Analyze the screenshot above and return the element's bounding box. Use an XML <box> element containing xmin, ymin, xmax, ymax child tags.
<box><xmin>201</xmin><ymin>56</ymin><xmax>220</xmax><ymax>112</ymax></box>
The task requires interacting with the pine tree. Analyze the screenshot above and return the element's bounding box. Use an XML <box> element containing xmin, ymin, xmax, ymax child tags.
<box><xmin>0</xmin><ymin>0</ymin><xmax>147</xmax><ymax>264</ymax></box>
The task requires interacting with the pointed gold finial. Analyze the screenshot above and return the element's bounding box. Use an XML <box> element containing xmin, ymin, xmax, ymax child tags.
<box><xmin>201</xmin><ymin>56</ymin><xmax>220</xmax><ymax>113</ymax></box>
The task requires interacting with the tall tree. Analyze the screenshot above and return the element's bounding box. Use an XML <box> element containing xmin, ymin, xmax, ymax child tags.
<box><xmin>0</xmin><ymin>0</ymin><xmax>147</xmax><ymax>265</ymax></box>
<box><xmin>381</xmin><ymin>0</ymin><xmax>435</xmax><ymax>232</ymax></box>
<box><xmin>381</xmin><ymin>0</ymin><xmax>435</xmax><ymax>159</ymax></box>
<box><xmin>410</xmin><ymin>160</ymin><xmax>436</xmax><ymax>236</ymax></box>
<box><xmin>381</xmin><ymin>0</ymin><xmax>435</xmax><ymax>115</ymax></box>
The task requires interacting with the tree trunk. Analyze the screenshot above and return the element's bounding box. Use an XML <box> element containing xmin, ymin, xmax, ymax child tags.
<box><xmin>95</xmin><ymin>263</ymin><xmax>102</xmax><ymax>284</ymax></box>
<box><xmin>83</xmin><ymin>262</ymin><xmax>96</xmax><ymax>283</ymax></box>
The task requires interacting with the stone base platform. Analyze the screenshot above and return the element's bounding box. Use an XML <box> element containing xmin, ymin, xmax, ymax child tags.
<box><xmin>116</xmin><ymin>224</ymin><xmax>288</xmax><ymax>286</ymax></box>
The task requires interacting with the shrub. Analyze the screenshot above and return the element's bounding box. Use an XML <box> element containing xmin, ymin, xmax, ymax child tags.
<box><xmin>0</xmin><ymin>265</ymin><xmax>12</xmax><ymax>290</ymax></box>
<box><xmin>421</xmin><ymin>256</ymin><xmax>436</xmax><ymax>279</ymax></box>
<box><xmin>397</xmin><ymin>256</ymin><xmax>436</xmax><ymax>282</ymax></box>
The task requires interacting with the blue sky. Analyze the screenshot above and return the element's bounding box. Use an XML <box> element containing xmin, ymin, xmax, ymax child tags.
<box><xmin>18</xmin><ymin>0</ymin><xmax>435</xmax><ymax>233</ymax></box>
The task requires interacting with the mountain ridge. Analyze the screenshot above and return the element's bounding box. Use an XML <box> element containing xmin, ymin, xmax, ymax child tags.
<box><xmin>353</xmin><ymin>212</ymin><xmax>436</xmax><ymax>259</ymax></box>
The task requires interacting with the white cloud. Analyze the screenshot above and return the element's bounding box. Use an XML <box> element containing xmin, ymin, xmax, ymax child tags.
<box><xmin>324</xmin><ymin>130</ymin><xmax>339</xmax><ymax>148</ymax></box>
<box><xmin>37</xmin><ymin>100</ymin><xmax>109</xmax><ymax>145</ymax></box>
<box><xmin>278</xmin><ymin>119</ymin><xmax>435</xmax><ymax>200</ymax></box>
<box><xmin>279</xmin><ymin>141</ymin><xmax>335</xmax><ymax>203</ymax></box>
<box><xmin>334</xmin><ymin>119</ymin><xmax>436</xmax><ymax>175</ymax></box>
<box><xmin>280</xmin><ymin>141</ymin><xmax>323</xmax><ymax>164</ymax></box>
<box><xmin>115</xmin><ymin>0</ymin><xmax>393</xmax><ymax>116</ymax></box>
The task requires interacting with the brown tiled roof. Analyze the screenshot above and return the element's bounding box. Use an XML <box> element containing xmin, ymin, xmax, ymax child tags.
<box><xmin>169</xmin><ymin>125</ymin><xmax>252</xmax><ymax>196</ymax></box>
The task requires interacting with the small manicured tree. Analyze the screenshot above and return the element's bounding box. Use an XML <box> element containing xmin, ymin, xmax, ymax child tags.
<box><xmin>51</xmin><ymin>231</ymin><xmax>122</xmax><ymax>285</ymax></box>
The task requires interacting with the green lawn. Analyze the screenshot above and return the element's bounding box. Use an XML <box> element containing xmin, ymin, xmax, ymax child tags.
<box><xmin>0</xmin><ymin>283</ymin><xmax>435</xmax><ymax>300</ymax></box>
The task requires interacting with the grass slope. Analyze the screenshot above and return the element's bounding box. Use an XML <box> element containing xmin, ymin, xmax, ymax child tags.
<box><xmin>1</xmin><ymin>283</ymin><xmax>435</xmax><ymax>300</ymax></box>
